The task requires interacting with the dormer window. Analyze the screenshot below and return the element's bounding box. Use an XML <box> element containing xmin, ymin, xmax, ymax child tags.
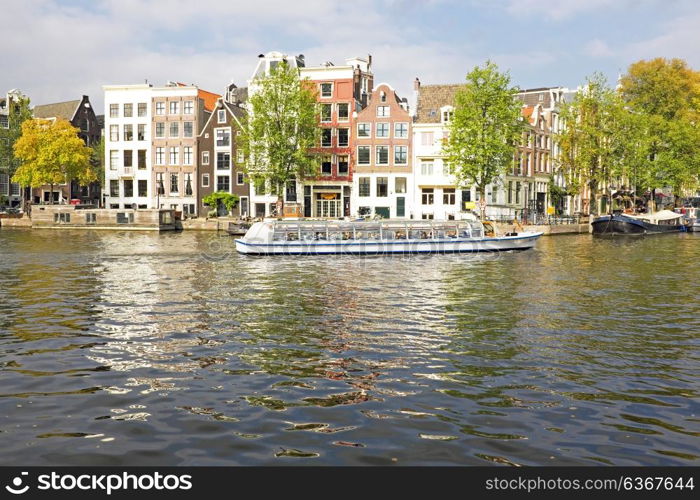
<box><xmin>441</xmin><ymin>106</ymin><xmax>454</xmax><ymax>124</ymax></box>
<box><xmin>380</xmin><ymin>91</ymin><xmax>386</xmax><ymax>103</ymax></box>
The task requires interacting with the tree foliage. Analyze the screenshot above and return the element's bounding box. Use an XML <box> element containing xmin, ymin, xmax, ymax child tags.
<box><xmin>12</xmin><ymin>118</ymin><xmax>96</xmax><ymax>203</ymax></box>
<box><xmin>202</xmin><ymin>191</ymin><xmax>239</xmax><ymax>215</ymax></box>
<box><xmin>442</xmin><ymin>61</ymin><xmax>524</xmax><ymax>218</ymax></box>
<box><xmin>238</xmin><ymin>62</ymin><xmax>320</xmax><ymax>213</ymax></box>
<box><xmin>619</xmin><ymin>58</ymin><xmax>700</xmax><ymax>199</ymax></box>
<box><xmin>0</xmin><ymin>94</ymin><xmax>33</xmax><ymax>179</ymax></box>
<box><xmin>556</xmin><ymin>73</ymin><xmax>653</xmax><ymax>214</ymax></box>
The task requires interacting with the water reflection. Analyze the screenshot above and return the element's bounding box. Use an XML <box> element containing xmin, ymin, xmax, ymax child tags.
<box><xmin>0</xmin><ymin>229</ymin><xmax>698</xmax><ymax>465</ymax></box>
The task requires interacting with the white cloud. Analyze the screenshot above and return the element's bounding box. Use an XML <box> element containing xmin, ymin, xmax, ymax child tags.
<box><xmin>583</xmin><ymin>39</ymin><xmax>615</xmax><ymax>58</ymax></box>
<box><xmin>505</xmin><ymin>0</ymin><xmax>638</xmax><ymax>21</ymax></box>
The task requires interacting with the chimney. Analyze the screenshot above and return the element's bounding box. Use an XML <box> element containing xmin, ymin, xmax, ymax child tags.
<box><xmin>414</xmin><ymin>77</ymin><xmax>421</xmax><ymax>91</ymax></box>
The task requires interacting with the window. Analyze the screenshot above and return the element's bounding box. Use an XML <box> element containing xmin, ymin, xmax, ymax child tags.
<box><xmin>377</xmin><ymin>106</ymin><xmax>389</xmax><ymax>117</ymax></box>
<box><xmin>169</xmin><ymin>122</ymin><xmax>179</xmax><ymax>138</ymax></box>
<box><xmin>123</xmin><ymin>150</ymin><xmax>133</xmax><ymax>168</ymax></box>
<box><xmin>441</xmin><ymin>108</ymin><xmax>453</xmax><ymax>123</ymax></box>
<box><xmin>123</xmin><ymin>103</ymin><xmax>133</xmax><ymax>117</ymax></box>
<box><xmin>110</xmin><ymin>179</ymin><xmax>119</xmax><ymax>197</ymax></box>
<box><xmin>170</xmin><ymin>173</ymin><xmax>179</xmax><ymax>193</ymax></box>
<box><xmin>184</xmin><ymin>173</ymin><xmax>193</xmax><ymax>196</ymax></box>
<box><xmin>338</xmin><ymin>155</ymin><xmax>348</xmax><ymax>175</ymax></box>
<box><xmin>216</xmin><ymin>128</ymin><xmax>230</xmax><ymax>147</ymax></box>
<box><xmin>395</xmin><ymin>177</ymin><xmax>406</xmax><ymax>193</ymax></box>
<box><xmin>138</xmin><ymin>180</ymin><xmax>147</xmax><ymax>197</ymax></box>
<box><xmin>169</xmin><ymin>101</ymin><xmax>180</xmax><ymax>115</ymax></box>
<box><xmin>183</xmin><ymin>146</ymin><xmax>193</xmax><ymax>166</ymax></box>
<box><xmin>377</xmin><ymin>177</ymin><xmax>388</xmax><ymax>197</ymax></box>
<box><xmin>109</xmin><ymin>150</ymin><xmax>118</xmax><ymax>170</ymax></box>
<box><xmin>491</xmin><ymin>187</ymin><xmax>498</xmax><ymax>204</ymax></box>
<box><xmin>137</xmin><ymin>124</ymin><xmax>145</xmax><ymax>141</ymax></box>
<box><xmin>321</xmin><ymin>156</ymin><xmax>332</xmax><ymax>175</ymax></box>
<box><xmin>236</xmin><ymin>151</ymin><xmax>244</xmax><ymax>163</ymax></box>
<box><xmin>380</xmin><ymin>91</ymin><xmax>387</xmax><ymax>103</ymax></box>
<box><xmin>321</xmin><ymin>128</ymin><xmax>332</xmax><ymax>147</ymax></box>
<box><xmin>338</xmin><ymin>128</ymin><xmax>349</xmax><ymax>147</ymax></box>
<box><xmin>217</xmin><ymin>110</ymin><xmax>226</xmax><ymax>123</ymax></box>
<box><xmin>508</xmin><ymin>181</ymin><xmax>513</xmax><ymax>204</ymax></box>
<box><xmin>116</xmin><ymin>212</ymin><xmax>134</xmax><ymax>224</ymax></box>
<box><xmin>443</xmin><ymin>188</ymin><xmax>456</xmax><ymax>205</ymax></box>
<box><xmin>217</xmin><ymin>152</ymin><xmax>230</xmax><ymax>170</ymax></box>
<box><xmin>155</xmin><ymin>102</ymin><xmax>165</xmax><ymax>115</ymax></box>
<box><xmin>376</xmin><ymin>146</ymin><xmax>389</xmax><ymax>165</ymax></box>
<box><xmin>123</xmin><ymin>179</ymin><xmax>133</xmax><ymax>197</ymax></box>
<box><xmin>155</xmin><ymin>147</ymin><xmax>165</xmax><ymax>165</ymax></box>
<box><xmin>137</xmin><ymin>150</ymin><xmax>146</xmax><ymax>169</ymax></box>
<box><xmin>53</xmin><ymin>212</ymin><xmax>71</xmax><ymax>224</ymax></box>
<box><xmin>110</xmin><ymin>104</ymin><xmax>119</xmax><ymax>118</ymax></box>
<box><xmin>321</xmin><ymin>104</ymin><xmax>332</xmax><ymax>122</ymax></box>
<box><xmin>184</xmin><ymin>101</ymin><xmax>193</xmax><ymax>114</ymax></box>
<box><xmin>217</xmin><ymin>175</ymin><xmax>230</xmax><ymax>192</ymax></box>
<box><xmin>285</xmin><ymin>181</ymin><xmax>297</xmax><ymax>202</ymax></box>
<box><xmin>0</xmin><ymin>174</ymin><xmax>7</xmax><ymax>195</ymax></box>
<box><xmin>357</xmin><ymin>123</ymin><xmax>371</xmax><ymax>137</ymax></box>
<box><xmin>169</xmin><ymin>147</ymin><xmax>179</xmax><ymax>165</ymax></box>
<box><xmin>376</xmin><ymin>123</ymin><xmax>389</xmax><ymax>137</ymax></box>
<box><xmin>320</xmin><ymin>83</ymin><xmax>332</xmax><ymax>98</ymax></box>
<box><xmin>138</xmin><ymin>102</ymin><xmax>147</xmax><ymax>117</ymax></box>
<box><xmin>85</xmin><ymin>213</ymin><xmax>96</xmax><ymax>224</ymax></box>
<box><xmin>338</xmin><ymin>103</ymin><xmax>349</xmax><ymax>121</ymax></box>
<box><xmin>357</xmin><ymin>146</ymin><xmax>370</xmax><ymax>165</ymax></box>
<box><xmin>202</xmin><ymin>174</ymin><xmax>210</xmax><ymax>187</ymax></box>
<box><xmin>155</xmin><ymin>122</ymin><xmax>165</xmax><ymax>138</ymax></box>
<box><xmin>516</xmin><ymin>182</ymin><xmax>521</xmax><ymax>204</ymax></box>
<box><xmin>359</xmin><ymin>177</ymin><xmax>370</xmax><ymax>197</ymax></box>
<box><xmin>202</xmin><ymin>151</ymin><xmax>210</xmax><ymax>165</ymax></box>
<box><xmin>394</xmin><ymin>122</ymin><xmax>408</xmax><ymax>138</ymax></box>
<box><xmin>421</xmin><ymin>132</ymin><xmax>434</xmax><ymax>146</ymax></box>
<box><xmin>183</xmin><ymin>122</ymin><xmax>193</xmax><ymax>138</ymax></box>
<box><xmin>422</xmin><ymin>188</ymin><xmax>434</xmax><ymax>205</ymax></box>
<box><xmin>420</xmin><ymin>160</ymin><xmax>434</xmax><ymax>175</ymax></box>
<box><xmin>237</xmin><ymin>172</ymin><xmax>245</xmax><ymax>185</ymax></box>
<box><xmin>124</xmin><ymin>124</ymin><xmax>133</xmax><ymax>141</ymax></box>
<box><xmin>109</xmin><ymin>124</ymin><xmax>119</xmax><ymax>141</ymax></box>
<box><xmin>394</xmin><ymin>146</ymin><xmax>407</xmax><ymax>165</ymax></box>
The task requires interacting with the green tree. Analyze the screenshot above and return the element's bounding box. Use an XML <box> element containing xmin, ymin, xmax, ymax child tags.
<box><xmin>619</xmin><ymin>58</ymin><xmax>700</xmax><ymax>203</ymax></box>
<box><xmin>442</xmin><ymin>61</ymin><xmax>524</xmax><ymax>219</ymax></box>
<box><xmin>202</xmin><ymin>191</ymin><xmax>239</xmax><ymax>217</ymax></box>
<box><xmin>238</xmin><ymin>61</ymin><xmax>320</xmax><ymax>216</ymax></box>
<box><xmin>12</xmin><ymin>118</ymin><xmax>96</xmax><ymax>204</ymax></box>
<box><xmin>90</xmin><ymin>135</ymin><xmax>105</xmax><ymax>189</ymax></box>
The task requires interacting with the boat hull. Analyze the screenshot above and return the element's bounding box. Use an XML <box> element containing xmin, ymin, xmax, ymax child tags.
<box><xmin>592</xmin><ymin>215</ymin><xmax>683</xmax><ymax>235</ymax></box>
<box><xmin>235</xmin><ymin>232</ymin><xmax>543</xmax><ymax>255</ymax></box>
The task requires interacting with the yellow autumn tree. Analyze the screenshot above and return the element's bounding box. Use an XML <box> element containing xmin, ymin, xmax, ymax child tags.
<box><xmin>12</xmin><ymin>118</ymin><xmax>96</xmax><ymax>204</ymax></box>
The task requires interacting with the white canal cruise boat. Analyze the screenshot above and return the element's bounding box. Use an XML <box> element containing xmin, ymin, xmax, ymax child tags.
<box><xmin>234</xmin><ymin>217</ymin><xmax>543</xmax><ymax>255</ymax></box>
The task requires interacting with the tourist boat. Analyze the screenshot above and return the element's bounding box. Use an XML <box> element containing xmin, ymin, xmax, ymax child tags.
<box><xmin>234</xmin><ymin>217</ymin><xmax>543</xmax><ymax>255</ymax></box>
<box><xmin>591</xmin><ymin>210</ymin><xmax>686</xmax><ymax>235</ymax></box>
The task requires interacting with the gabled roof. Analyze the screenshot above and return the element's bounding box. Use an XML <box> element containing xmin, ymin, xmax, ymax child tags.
<box><xmin>415</xmin><ymin>84</ymin><xmax>463</xmax><ymax>123</ymax></box>
<box><xmin>175</xmin><ymin>82</ymin><xmax>221</xmax><ymax>112</ymax></box>
<box><xmin>33</xmin><ymin>100</ymin><xmax>81</xmax><ymax>121</ymax></box>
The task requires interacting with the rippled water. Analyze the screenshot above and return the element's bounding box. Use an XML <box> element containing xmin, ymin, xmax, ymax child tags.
<box><xmin>1</xmin><ymin>228</ymin><xmax>698</xmax><ymax>466</ymax></box>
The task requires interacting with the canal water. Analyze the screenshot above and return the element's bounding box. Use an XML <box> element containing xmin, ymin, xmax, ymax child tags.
<box><xmin>0</xmin><ymin>229</ymin><xmax>698</xmax><ymax>466</ymax></box>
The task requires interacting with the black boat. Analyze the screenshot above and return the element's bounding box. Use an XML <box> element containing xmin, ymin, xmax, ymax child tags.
<box><xmin>592</xmin><ymin>210</ymin><xmax>686</xmax><ymax>235</ymax></box>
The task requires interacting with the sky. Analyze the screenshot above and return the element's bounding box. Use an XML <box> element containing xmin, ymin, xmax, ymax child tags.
<box><xmin>3</xmin><ymin>0</ymin><xmax>700</xmax><ymax>113</ymax></box>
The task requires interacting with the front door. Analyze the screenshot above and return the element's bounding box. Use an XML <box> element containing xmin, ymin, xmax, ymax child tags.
<box><xmin>315</xmin><ymin>193</ymin><xmax>341</xmax><ymax>218</ymax></box>
<box><xmin>396</xmin><ymin>197</ymin><xmax>405</xmax><ymax>217</ymax></box>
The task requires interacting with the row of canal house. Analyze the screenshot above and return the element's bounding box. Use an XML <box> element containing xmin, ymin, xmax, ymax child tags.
<box><xmin>102</xmin><ymin>51</ymin><xmax>575</xmax><ymax>220</ymax></box>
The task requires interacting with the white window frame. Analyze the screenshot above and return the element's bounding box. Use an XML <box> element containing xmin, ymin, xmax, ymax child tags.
<box><xmin>184</xmin><ymin>100</ymin><xmax>194</xmax><ymax>115</ymax></box>
<box><xmin>183</xmin><ymin>146</ymin><xmax>193</xmax><ymax>166</ymax></box>
<box><xmin>375</xmin><ymin>146</ymin><xmax>389</xmax><ymax>165</ymax></box>
<box><xmin>169</xmin><ymin>121</ymin><xmax>179</xmax><ymax>138</ymax></box>
<box><xmin>202</xmin><ymin>173</ymin><xmax>210</xmax><ymax>188</ymax></box>
<box><xmin>320</xmin><ymin>82</ymin><xmax>333</xmax><ymax>98</ymax></box>
<box><xmin>357</xmin><ymin>122</ymin><xmax>371</xmax><ymax>138</ymax></box>
<box><xmin>394</xmin><ymin>145</ymin><xmax>408</xmax><ymax>165</ymax></box>
<box><xmin>376</xmin><ymin>122</ymin><xmax>389</xmax><ymax>138</ymax></box>
<box><xmin>337</xmin><ymin>103</ymin><xmax>350</xmax><ymax>122</ymax></box>
<box><xmin>394</xmin><ymin>122</ymin><xmax>408</xmax><ymax>138</ymax></box>
<box><xmin>217</xmin><ymin>109</ymin><xmax>226</xmax><ymax>123</ymax></box>
<box><xmin>155</xmin><ymin>147</ymin><xmax>165</xmax><ymax>165</ymax></box>
<box><xmin>202</xmin><ymin>151</ymin><xmax>210</xmax><ymax>165</ymax></box>
<box><xmin>155</xmin><ymin>102</ymin><xmax>165</xmax><ymax>115</ymax></box>
<box><xmin>377</xmin><ymin>106</ymin><xmax>390</xmax><ymax>117</ymax></box>
<box><xmin>169</xmin><ymin>101</ymin><xmax>180</xmax><ymax>115</ymax></box>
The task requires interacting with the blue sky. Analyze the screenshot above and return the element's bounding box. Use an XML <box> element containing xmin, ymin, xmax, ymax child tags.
<box><xmin>3</xmin><ymin>0</ymin><xmax>700</xmax><ymax>112</ymax></box>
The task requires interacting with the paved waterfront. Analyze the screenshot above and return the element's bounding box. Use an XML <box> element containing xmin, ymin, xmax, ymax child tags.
<box><xmin>0</xmin><ymin>229</ymin><xmax>698</xmax><ymax>465</ymax></box>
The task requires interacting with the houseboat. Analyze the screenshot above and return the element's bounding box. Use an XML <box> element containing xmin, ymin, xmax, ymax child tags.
<box><xmin>591</xmin><ymin>210</ymin><xmax>686</xmax><ymax>235</ymax></box>
<box><xmin>234</xmin><ymin>218</ymin><xmax>543</xmax><ymax>255</ymax></box>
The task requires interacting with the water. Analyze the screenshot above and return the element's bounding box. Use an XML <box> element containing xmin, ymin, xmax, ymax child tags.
<box><xmin>0</xmin><ymin>228</ymin><xmax>698</xmax><ymax>466</ymax></box>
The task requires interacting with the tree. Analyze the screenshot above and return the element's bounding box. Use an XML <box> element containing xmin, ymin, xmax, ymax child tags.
<box><xmin>202</xmin><ymin>191</ymin><xmax>239</xmax><ymax>217</ymax></box>
<box><xmin>619</xmin><ymin>58</ymin><xmax>700</xmax><ymax>203</ymax></box>
<box><xmin>442</xmin><ymin>61</ymin><xmax>524</xmax><ymax>219</ymax></box>
<box><xmin>238</xmin><ymin>61</ymin><xmax>320</xmax><ymax>216</ymax></box>
<box><xmin>12</xmin><ymin>118</ymin><xmax>96</xmax><ymax>204</ymax></box>
<box><xmin>90</xmin><ymin>135</ymin><xmax>105</xmax><ymax>190</ymax></box>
